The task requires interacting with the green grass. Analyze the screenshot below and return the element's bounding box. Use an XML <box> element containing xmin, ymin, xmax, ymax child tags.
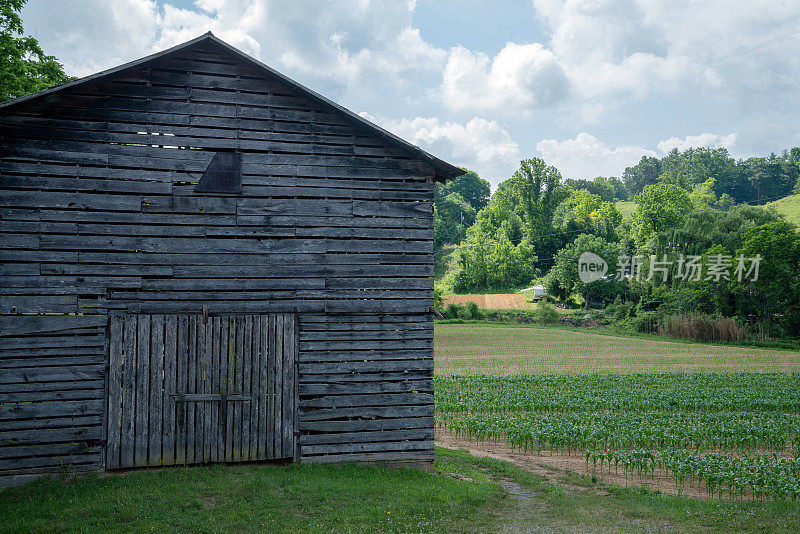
<box><xmin>446</xmin><ymin>448</ymin><xmax>800</xmax><ymax>533</ymax></box>
<box><xmin>0</xmin><ymin>458</ymin><xmax>502</xmax><ymax>534</ymax></box>
<box><xmin>434</xmin><ymin>323</ymin><xmax>800</xmax><ymax>375</ymax></box>
<box><xmin>615</xmin><ymin>200</ymin><xmax>637</xmax><ymax>220</ymax></box>
<box><xmin>767</xmin><ymin>193</ymin><xmax>800</xmax><ymax>227</ymax></box>
<box><xmin>4</xmin><ymin>449</ymin><xmax>798</xmax><ymax>533</ymax></box>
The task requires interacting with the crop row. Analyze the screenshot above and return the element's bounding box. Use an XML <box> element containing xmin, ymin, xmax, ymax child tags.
<box><xmin>435</xmin><ymin>372</ymin><xmax>800</xmax><ymax>500</ymax></box>
<box><xmin>437</xmin><ymin>411</ymin><xmax>800</xmax><ymax>453</ymax></box>
<box><xmin>435</xmin><ymin>373</ymin><xmax>800</xmax><ymax>413</ymax></box>
<box><xmin>585</xmin><ymin>449</ymin><xmax>800</xmax><ymax>501</ymax></box>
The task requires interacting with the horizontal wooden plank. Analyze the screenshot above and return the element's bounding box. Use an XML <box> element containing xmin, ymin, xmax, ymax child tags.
<box><xmin>299</xmin><ymin>360</ymin><xmax>433</xmax><ymax>375</ymax></box>
<box><xmin>299</xmin><ymin>417</ymin><xmax>434</xmax><ymax>433</ymax></box>
<box><xmin>0</xmin><ymin>441</ymin><xmax>98</xmax><ymax>460</ymax></box>
<box><xmin>0</xmin><ymin>295</ymin><xmax>77</xmax><ymax>314</ymax></box>
<box><xmin>0</xmin><ymin>425</ymin><xmax>103</xmax><ymax>446</ymax></box>
<box><xmin>299</xmin><ymin>380</ymin><xmax>432</xmax><ymax>396</ymax></box>
<box><xmin>0</xmin><ymin>399</ymin><xmax>104</xmax><ymax>421</ymax></box>
<box><xmin>300</xmin><ymin>393</ymin><xmax>433</xmax><ymax>410</ymax></box>
<box><xmin>300</xmin><ymin>450</ymin><xmax>435</xmax><ymax>464</ymax></box>
<box><xmin>300</xmin><ymin>429</ymin><xmax>434</xmax><ymax>446</ymax></box>
<box><xmin>0</xmin><ymin>364</ymin><xmax>105</xmax><ymax>385</ymax></box>
<box><xmin>301</xmin><ymin>439</ymin><xmax>433</xmax><ymax>456</ymax></box>
<box><xmin>0</xmin><ymin>315</ymin><xmax>106</xmax><ymax>336</ymax></box>
<box><xmin>299</xmin><ymin>405</ymin><xmax>433</xmax><ymax>422</ymax></box>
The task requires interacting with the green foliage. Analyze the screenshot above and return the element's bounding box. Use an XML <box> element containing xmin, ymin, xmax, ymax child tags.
<box><xmin>503</xmin><ymin>158</ymin><xmax>567</xmax><ymax>240</ymax></box>
<box><xmin>434</xmin><ymin>149</ymin><xmax>800</xmax><ymax>340</ymax></box>
<box><xmin>732</xmin><ymin>221</ymin><xmax>800</xmax><ymax>335</ymax></box>
<box><xmin>1</xmin><ymin>0</ymin><xmax>71</xmax><ymax>102</ymax></box>
<box><xmin>543</xmin><ymin>233</ymin><xmax>621</xmax><ymax>307</ymax></box>
<box><xmin>433</xmin><ymin>169</ymin><xmax>490</xmax><ymax>247</ymax></box>
<box><xmin>622</xmin><ymin>147</ymin><xmax>799</xmax><ymax>204</ymax></box>
<box><xmin>632</xmin><ymin>183</ymin><xmax>694</xmax><ymax>245</ymax></box>
<box><xmin>434</xmin><ymin>192</ymin><xmax>476</xmax><ymax>247</ymax></box>
<box><xmin>766</xmin><ymin>193</ymin><xmax>800</xmax><ymax>227</ymax></box>
<box><xmin>435</xmin><ymin>169</ymin><xmax>491</xmax><ymax>212</ymax></box>
<box><xmin>530</xmin><ymin>302</ymin><xmax>559</xmax><ymax>324</ymax></box>
<box><xmin>563</xmin><ymin>176</ymin><xmax>627</xmax><ymax>201</ymax></box>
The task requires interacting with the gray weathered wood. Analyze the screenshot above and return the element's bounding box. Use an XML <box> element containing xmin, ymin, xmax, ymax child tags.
<box><xmin>134</xmin><ymin>314</ymin><xmax>150</xmax><ymax>466</ymax></box>
<box><xmin>148</xmin><ymin>315</ymin><xmax>164</xmax><ymax>466</ymax></box>
<box><xmin>241</xmin><ymin>315</ymin><xmax>251</xmax><ymax>460</ymax></box>
<box><xmin>163</xmin><ymin>315</ymin><xmax>177</xmax><ymax>465</ymax></box>
<box><xmin>175</xmin><ymin>315</ymin><xmax>188</xmax><ymax>465</ymax></box>
<box><xmin>186</xmin><ymin>315</ymin><xmax>196</xmax><ymax>464</ymax></box>
<box><xmin>106</xmin><ymin>316</ymin><xmax>123</xmax><ymax>469</ymax></box>
<box><xmin>282</xmin><ymin>314</ymin><xmax>294</xmax><ymax>458</ymax></box>
<box><xmin>1</xmin><ymin>31</ymin><xmax>442</xmax><ymax>478</ymax></box>
<box><xmin>120</xmin><ymin>316</ymin><xmax>137</xmax><ymax>468</ymax></box>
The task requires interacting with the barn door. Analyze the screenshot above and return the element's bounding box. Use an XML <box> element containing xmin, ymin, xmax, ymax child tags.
<box><xmin>105</xmin><ymin>314</ymin><xmax>297</xmax><ymax>469</ymax></box>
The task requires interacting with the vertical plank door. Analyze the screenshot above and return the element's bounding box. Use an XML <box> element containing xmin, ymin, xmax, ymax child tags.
<box><xmin>106</xmin><ymin>314</ymin><xmax>296</xmax><ymax>469</ymax></box>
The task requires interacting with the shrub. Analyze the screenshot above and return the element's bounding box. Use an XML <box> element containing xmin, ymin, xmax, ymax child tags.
<box><xmin>531</xmin><ymin>302</ymin><xmax>559</xmax><ymax>325</ymax></box>
<box><xmin>465</xmin><ymin>301</ymin><xmax>481</xmax><ymax>320</ymax></box>
<box><xmin>631</xmin><ymin>311</ymin><xmax>660</xmax><ymax>333</ymax></box>
<box><xmin>456</xmin><ymin>305</ymin><xmax>473</xmax><ymax>320</ymax></box>
<box><xmin>663</xmin><ymin>313</ymin><xmax>748</xmax><ymax>342</ymax></box>
<box><xmin>445</xmin><ymin>304</ymin><xmax>462</xmax><ymax>319</ymax></box>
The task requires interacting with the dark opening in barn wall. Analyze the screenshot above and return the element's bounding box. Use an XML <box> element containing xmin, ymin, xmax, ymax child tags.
<box><xmin>194</xmin><ymin>152</ymin><xmax>243</xmax><ymax>194</ymax></box>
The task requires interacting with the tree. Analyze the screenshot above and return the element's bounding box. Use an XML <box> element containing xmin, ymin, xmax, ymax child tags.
<box><xmin>552</xmin><ymin>189</ymin><xmax>622</xmax><ymax>241</ymax></box>
<box><xmin>503</xmin><ymin>158</ymin><xmax>565</xmax><ymax>235</ymax></box>
<box><xmin>543</xmin><ymin>234</ymin><xmax>621</xmax><ymax>307</ymax></box>
<box><xmin>1</xmin><ymin>0</ymin><xmax>71</xmax><ymax>101</ymax></box>
<box><xmin>632</xmin><ymin>183</ymin><xmax>694</xmax><ymax>245</ymax></box>
<box><xmin>433</xmin><ymin>192</ymin><xmax>475</xmax><ymax>247</ymax></box>
<box><xmin>435</xmin><ymin>169</ymin><xmax>491</xmax><ymax>213</ymax></box>
<box><xmin>732</xmin><ymin>221</ymin><xmax>800</xmax><ymax>335</ymax></box>
<box><xmin>622</xmin><ymin>156</ymin><xmax>661</xmax><ymax>198</ymax></box>
<box><xmin>563</xmin><ymin>177</ymin><xmax>614</xmax><ymax>201</ymax></box>
<box><xmin>690</xmin><ymin>177</ymin><xmax>718</xmax><ymax>210</ymax></box>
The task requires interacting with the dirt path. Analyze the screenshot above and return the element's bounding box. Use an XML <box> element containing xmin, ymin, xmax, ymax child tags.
<box><xmin>436</xmin><ymin>429</ymin><xmax>707</xmax><ymax>499</ymax></box>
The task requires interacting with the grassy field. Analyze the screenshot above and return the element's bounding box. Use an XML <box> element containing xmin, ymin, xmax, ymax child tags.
<box><xmin>3</xmin><ymin>449</ymin><xmax>799</xmax><ymax>533</ymax></box>
<box><xmin>615</xmin><ymin>200</ymin><xmax>637</xmax><ymax>220</ymax></box>
<box><xmin>0</xmin><ymin>455</ymin><xmax>501</xmax><ymax>534</ymax></box>
<box><xmin>434</xmin><ymin>323</ymin><xmax>800</xmax><ymax>375</ymax></box>
<box><xmin>767</xmin><ymin>193</ymin><xmax>800</xmax><ymax>227</ymax></box>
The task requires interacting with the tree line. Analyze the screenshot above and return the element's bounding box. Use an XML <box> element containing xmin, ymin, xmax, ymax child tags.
<box><xmin>436</xmin><ymin>149</ymin><xmax>800</xmax><ymax>339</ymax></box>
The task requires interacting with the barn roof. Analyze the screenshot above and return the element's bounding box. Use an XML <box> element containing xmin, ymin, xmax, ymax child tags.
<box><xmin>0</xmin><ymin>32</ymin><xmax>464</xmax><ymax>182</ymax></box>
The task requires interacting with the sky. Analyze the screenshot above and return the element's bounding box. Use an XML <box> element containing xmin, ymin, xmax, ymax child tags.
<box><xmin>20</xmin><ymin>0</ymin><xmax>800</xmax><ymax>189</ymax></box>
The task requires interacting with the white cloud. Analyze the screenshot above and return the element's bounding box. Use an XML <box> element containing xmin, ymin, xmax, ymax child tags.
<box><xmin>536</xmin><ymin>132</ymin><xmax>656</xmax><ymax>179</ymax></box>
<box><xmin>531</xmin><ymin>0</ymin><xmax>800</xmax><ymax>105</ymax></box>
<box><xmin>363</xmin><ymin>114</ymin><xmax>521</xmax><ymax>187</ymax></box>
<box><xmin>22</xmin><ymin>0</ymin><xmax>445</xmax><ymax>88</ymax></box>
<box><xmin>22</xmin><ymin>0</ymin><xmax>162</xmax><ymax>77</ymax></box>
<box><xmin>441</xmin><ymin>42</ymin><xmax>568</xmax><ymax>114</ymax></box>
<box><xmin>657</xmin><ymin>133</ymin><xmax>737</xmax><ymax>154</ymax></box>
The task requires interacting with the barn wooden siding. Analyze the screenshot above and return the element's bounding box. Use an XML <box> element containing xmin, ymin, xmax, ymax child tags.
<box><xmin>0</xmin><ymin>36</ymin><xmax>439</xmax><ymax>484</ymax></box>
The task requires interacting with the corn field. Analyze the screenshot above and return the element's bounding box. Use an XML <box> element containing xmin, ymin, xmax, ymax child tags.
<box><xmin>434</xmin><ymin>325</ymin><xmax>800</xmax><ymax>500</ymax></box>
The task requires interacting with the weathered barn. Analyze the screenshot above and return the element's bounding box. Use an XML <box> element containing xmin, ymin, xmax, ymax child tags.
<box><xmin>0</xmin><ymin>33</ymin><xmax>462</xmax><ymax>486</ymax></box>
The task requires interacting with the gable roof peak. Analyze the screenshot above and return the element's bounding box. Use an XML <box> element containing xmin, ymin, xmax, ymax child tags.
<box><xmin>0</xmin><ymin>33</ymin><xmax>463</xmax><ymax>182</ymax></box>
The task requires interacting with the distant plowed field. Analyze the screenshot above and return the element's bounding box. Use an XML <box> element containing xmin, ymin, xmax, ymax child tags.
<box><xmin>442</xmin><ymin>294</ymin><xmax>530</xmax><ymax>310</ymax></box>
<box><xmin>434</xmin><ymin>323</ymin><xmax>800</xmax><ymax>375</ymax></box>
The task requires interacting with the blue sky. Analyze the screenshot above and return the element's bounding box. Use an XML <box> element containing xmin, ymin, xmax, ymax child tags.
<box><xmin>21</xmin><ymin>0</ymin><xmax>800</xmax><ymax>188</ymax></box>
